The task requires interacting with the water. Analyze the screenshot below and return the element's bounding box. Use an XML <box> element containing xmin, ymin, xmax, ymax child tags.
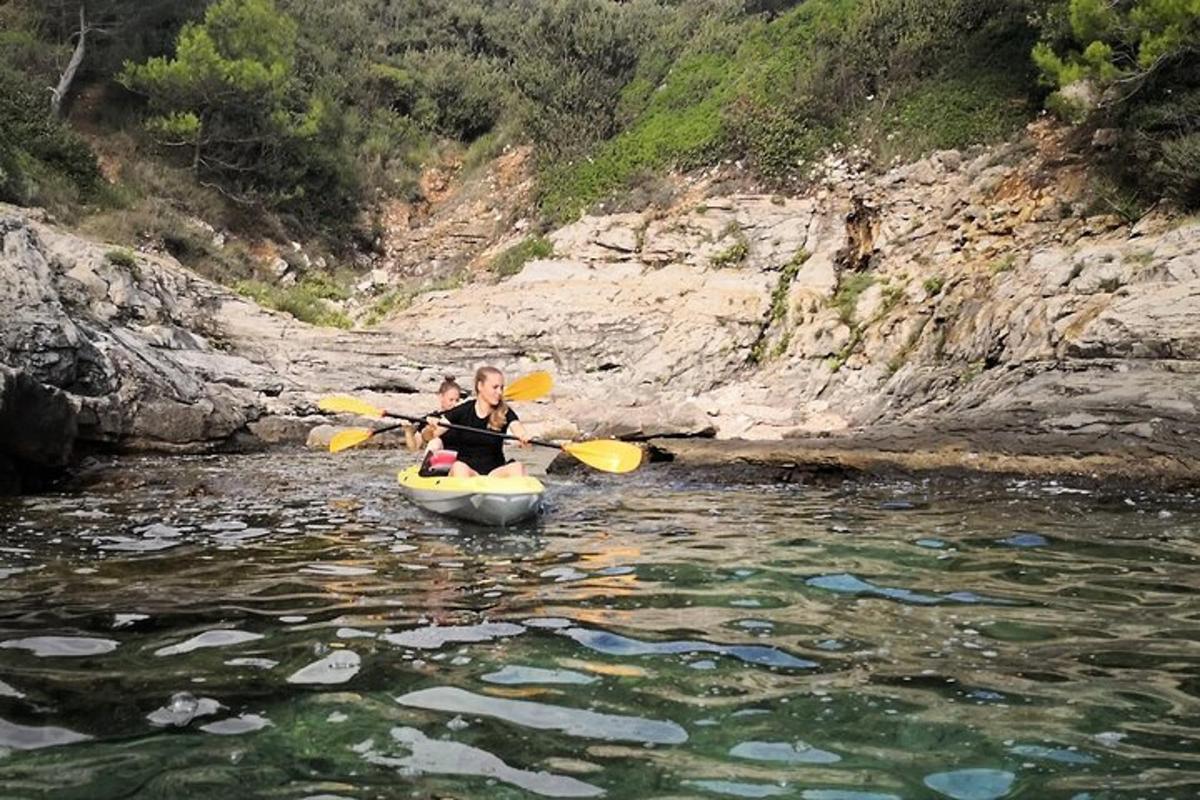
<box><xmin>0</xmin><ymin>451</ymin><xmax>1198</xmax><ymax>799</ymax></box>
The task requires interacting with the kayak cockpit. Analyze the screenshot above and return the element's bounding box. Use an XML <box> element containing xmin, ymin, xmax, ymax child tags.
<box><xmin>397</xmin><ymin>466</ymin><xmax>544</xmax><ymax>526</ymax></box>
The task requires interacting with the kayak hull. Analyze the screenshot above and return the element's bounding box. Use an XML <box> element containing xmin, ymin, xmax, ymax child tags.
<box><xmin>397</xmin><ymin>466</ymin><xmax>544</xmax><ymax>526</ymax></box>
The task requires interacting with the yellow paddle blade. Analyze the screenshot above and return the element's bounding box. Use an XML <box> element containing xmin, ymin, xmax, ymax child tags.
<box><xmin>328</xmin><ymin>427</ymin><xmax>376</xmax><ymax>453</ymax></box>
<box><xmin>562</xmin><ymin>439</ymin><xmax>642</xmax><ymax>474</ymax></box>
<box><xmin>504</xmin><ymin>370</ymin><xmax>553</xmax><ymax>402</ymax></box>
<box><xmin>318</xmin><ymin>395</ymin><xmax>385</xmax><ymax>419</ymax></box>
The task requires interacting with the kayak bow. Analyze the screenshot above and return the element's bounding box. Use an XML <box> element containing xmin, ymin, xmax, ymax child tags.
<box><xmin>397</xmin><ymin>466</ymin><xmax>544</xmax><ymax>526</ymax></box>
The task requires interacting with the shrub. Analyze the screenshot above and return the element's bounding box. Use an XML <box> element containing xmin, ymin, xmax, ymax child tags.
<box><xmin>1032</xmin><ymin>2</ymin><xmax>1200</xmax><ymax>210</ymax></box>
<box><xmin>989</xmin><ymin>254</ymin><xmax>1016</xmax><ymax>274</ymax></box>
<box><xmin>363</xmin><ymin>288</ymin><xmax>412</xmax><ymax>327</ymax></box>
<box><xmin>1156</xmin><ymin>133</ymin><xmax>1200</xmax><ymax>209</ymax></box>
<box><xmin>710</xmin><ymin>236</ymin><xmax>749</xmax><ymax>268</ymax></box>
<box><xmin>106</xmin><ymin>249</ymin><xmax>137</xmax><ymax>268</ymax></box>
<box><xmin>886</xmin><ymin>72</ymin><xmax>1032</xmax><ymax>155</ymax></box>
<box><xmin>539</xmin><ymin>0</ymin><xmax>1040</xmax><ymax>218</ymax></box>
<box><xmin>0</xmin><ymin>66</ymin><xmax>100</xmax><ymax>211</ymax></box>
<box><xmin>491</xmin><ymin>235</ymin><xmax>554</xmax><ymax>277</ymax></box>
<box><xmin>235</xmin><ymin>276</ymin><xmax>352</xmax><ymax>328</ymax></box>
<box><xmin>397</xmin><ymin>48</ymin><xmax>507</xmax><ymax>140</ymax></box>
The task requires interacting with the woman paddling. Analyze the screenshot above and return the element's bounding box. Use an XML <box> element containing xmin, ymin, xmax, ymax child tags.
<box><xmin>429</xmin><ymin>366</ymin><xmax>531</xmax><ymax>478</ymax></box>
<box><xmin>404</xmin><ymin>375</ymin><xmax>463</xmax><ymax>451</ymax></box>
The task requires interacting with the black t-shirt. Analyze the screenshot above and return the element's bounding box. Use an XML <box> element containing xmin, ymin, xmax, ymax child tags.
<box><xmin>440</xmin><ymin>400</ymin><xmax>518</xmax><ymax>475</ymax></box>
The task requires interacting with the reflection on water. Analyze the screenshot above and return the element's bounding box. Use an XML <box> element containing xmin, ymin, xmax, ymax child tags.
<box><xmin>0</xmin><ymin>451</ymin><xmax>1199</xmax><ymax>798</ymax></box>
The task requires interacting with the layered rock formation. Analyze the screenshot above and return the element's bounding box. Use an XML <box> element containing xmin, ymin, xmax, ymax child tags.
<box><xmin>0</xmin><ymin>206</ymin><xmax>526</xmax><ymax>490</ymax></box>
<box><xmin>3</xmin><ymin>122</ymin><xmax>1199</xmax><ymax>488</ymax></box>
<box><xmin>387</xmin><ymin>124</ymin><xmax>1200</xmax><ymax>480</ymax></box>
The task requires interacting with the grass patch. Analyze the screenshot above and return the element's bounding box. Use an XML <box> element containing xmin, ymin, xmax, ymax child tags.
<box><xmin>875</xmin><ymin>71</ymin><xmax>1033</xmax><ymax>163</ymax></box>
<box><xmin>710</xmin><ymin>236</ymin><xmax>749</xmax><ymax>268</ymax></box>
<box><xmin>491</xmin><ymin>235</ymin><xmax>554</xmax><ymax>278</ymax></box>
<box><xmin>362</xmin><ymin>272</ymin><xmax>468</xmax><ymax>326</ymax></box>
<box><xmin>749</xmin><ymin>249</ymin><xmax>809</xmax><ymax>363</ymax></box>
<box><xmin>879</xmin><ymin>281</ymin><xmax>904</xmax><ymax>314</ymax></box>
<box><xmin>105</xmin><ymin>248</ymin><xmax>137</xmax><ymax>268</ymax></box>
<box><xmin>826</xmin><ymin>325</ymin><xmax>864</xmax><ymax>373</ymax></box>
<box><xmin>235</xmin><ymin>273</ymin><xmax>353</xmax><ymax>329</ymax></box>
<box><xmin>989</xmin><ymin>254</ymin><xmax>1016</xmax><ymax>274</ymax></box>
<box><xmin>831</xmin><ymin>272</ymin><xmax>875</xmax><ymax>323</ymax></box>
<box><xmin>923</xmin><ymin>276</ymin><xmax>945</xmax><ymax>295</ymax></box>
<box><xmin>363</xmin><ymin>288</ymin><xmax>411</xmax><ymax>327</ymax></box>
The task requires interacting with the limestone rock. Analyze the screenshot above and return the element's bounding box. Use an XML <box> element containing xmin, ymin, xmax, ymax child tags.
<box><xmin>0</xmin><ymin>366</ymin><xmax>76</xmax><ymax>467</ymax></box>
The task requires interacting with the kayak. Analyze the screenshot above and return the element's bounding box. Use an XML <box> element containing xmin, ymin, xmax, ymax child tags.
<box><xmin>396</xmin><ymin>466</ymin><xmax>545</xmax><ymax>526</ymax></box>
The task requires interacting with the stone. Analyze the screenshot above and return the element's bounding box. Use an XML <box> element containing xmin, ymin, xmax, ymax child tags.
<box><xmin>0</xmin><ymin>366</ymin><xmax>76</xmax><ymax>469</ymax></box>
<box><xmin>594</xmin><ymin>225</ymin><xmax>639</xmax><ymax>253</ymax></box>
<box><xmin>1091</xmin><ymin>128</ymin><xmax>1119</xmax><ymax>149</ymax></box>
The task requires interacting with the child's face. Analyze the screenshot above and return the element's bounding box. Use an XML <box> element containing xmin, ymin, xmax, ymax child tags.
<box><xmin>439</xmin><ymin>389</ymin><xmax>461</xmax><ymax>411</ymax></box>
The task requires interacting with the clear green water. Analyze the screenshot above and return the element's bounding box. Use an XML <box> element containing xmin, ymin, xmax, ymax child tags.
<box><xmin>0</xmin><ymin>452</ymin><xmax>1198</xmax><ymax>800</ymax></box>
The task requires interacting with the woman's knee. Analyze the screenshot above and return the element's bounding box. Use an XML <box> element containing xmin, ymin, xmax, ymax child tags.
<box><xmin>491</xmin><ymin>462</ymin><xmax>526</xmax><ymax>478</ymax></box>
<box><xmin>449</xmin><ymin>461</ymin><xmax>475</xmax><ymax>478</ymax></box>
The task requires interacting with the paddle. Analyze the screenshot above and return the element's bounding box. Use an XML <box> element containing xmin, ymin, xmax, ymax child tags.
<box><xmin>319</xmin><ymin>370</ymin><xmax>553</xmax><ymax>420</ymax></box>
<box><xmin>329</xmin><ymin>412</ymin><xmax>642</xmax><ymax>474</ymax></box>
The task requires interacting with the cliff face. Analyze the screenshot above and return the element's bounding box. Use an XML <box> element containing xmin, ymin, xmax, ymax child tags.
<box><xmin>383</xmin><ymin>124</ymin><xmax>1200</xmax><ymax>478</ymax></box>
<box><xmin>2</xmin><ymin>122</ymin><xmax>1199</xmax><ymax>488</ymax></box>
<box><xmin>0</xmin><ymin>206</ymin><xmax>445</xmax><ymax>489</ymax></box>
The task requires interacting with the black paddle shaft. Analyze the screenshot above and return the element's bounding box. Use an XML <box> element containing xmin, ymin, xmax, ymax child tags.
<box><xmin>378</xmin><ymin>412</ymin><xmax>562</xmax><ymax>452</ymax></box>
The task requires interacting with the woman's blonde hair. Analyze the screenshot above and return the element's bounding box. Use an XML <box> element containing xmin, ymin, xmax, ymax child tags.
<box><xmin>438</xmin><ymin>375</ymin><xmax>462</xmax><ymax>397</ymax></box>
<box><xmin>475</xmin><ymin>366</ymin><xmax>510</xmax><ymax>431</ymax></box>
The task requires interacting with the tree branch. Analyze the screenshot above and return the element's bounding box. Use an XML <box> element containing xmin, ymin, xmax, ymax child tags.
<box><xmin>50</xmin><ymin>3</ymin><xmax>87</xmax><ymax>118</ymax></box>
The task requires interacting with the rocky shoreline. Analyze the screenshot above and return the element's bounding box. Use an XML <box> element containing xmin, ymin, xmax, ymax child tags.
<box><xmin>3</xmin><ymin>123</ymin><xmax>1200</xmax><ymax>492</ymax></box>
<box><xmin>641</xmin><ymin>427</ymin><xmax>1200</xmax><ymax>488</ymax></box>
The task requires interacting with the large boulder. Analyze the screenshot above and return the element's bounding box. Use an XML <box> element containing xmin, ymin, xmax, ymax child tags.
<box><xmin>0</xmin><ymin>366</ymin><xmax>77</xmax><ymax>493</ymax></box>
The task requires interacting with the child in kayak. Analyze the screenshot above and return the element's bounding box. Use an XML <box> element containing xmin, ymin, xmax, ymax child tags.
<box><xmin>404</xmin><ymin>376</ymin><xmax>463</xmax><ymax>452</ymax></box>
<box><xmin>429</xmin><ymin>366</ymin><xmax>531</xmax><ymax>478</ymax></box>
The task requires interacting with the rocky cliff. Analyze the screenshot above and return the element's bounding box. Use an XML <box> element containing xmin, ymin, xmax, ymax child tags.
<box><xmin>384</xmin><ymin>123</ymin><xmax>1200</xmax><ymax>481</ymax></box>
<box><xmin>3</xmin><ymin>122</ymin><xmax>1199</xmax><ymax>489</ymax></box>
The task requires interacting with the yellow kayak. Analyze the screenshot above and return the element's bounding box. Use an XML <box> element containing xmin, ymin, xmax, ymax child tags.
<box><xmin>396</xmin><ymin>466</ymin><xmax>545</xmax><ymax>526</ymax></box>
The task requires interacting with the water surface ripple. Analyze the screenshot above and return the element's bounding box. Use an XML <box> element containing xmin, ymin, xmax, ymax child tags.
<box><xmin>0</xmin><ymin>452</ymin><xmax>1197</xmax><ymax>799</ymax></box>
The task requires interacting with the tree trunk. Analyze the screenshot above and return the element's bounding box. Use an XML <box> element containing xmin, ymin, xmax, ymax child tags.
<box><xmin>193</xmin><ymin>118</ymin><xmax>203</xmax><ymax>173</ymax></box>
<box><xmin>50</xmin><ymin>3</ymin><xmax>87</xmax><ymax>118</ymax></box>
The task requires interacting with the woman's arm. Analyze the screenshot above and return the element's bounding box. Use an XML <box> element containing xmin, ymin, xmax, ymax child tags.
<box><xmin>508</xmin><ymin>420</ymin><xmax>532</xmax><ymax>447</ymax></box>
<box><xmin>402</xmin><ymin>422</ymin><xmax>420</xmax><ymax>452</ymax></box>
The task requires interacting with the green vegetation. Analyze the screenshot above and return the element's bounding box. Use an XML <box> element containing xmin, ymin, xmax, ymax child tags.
<box><xmin>119</xmin><ymin>0</ymin><xmax>358</xmax><ymax>229</ymax></box>
<box><xmin>1</xmin><ymin>0</ymin><xmax>1196</xmax><ymax>303</ymax></box>
<box><xmin>1034</xmin><ymin>0</ymin><xmax>1200</xmax><ymax>208</ymax></box>
<box><xmin>541</xmin><ymin>0</ymin><xmax>1040</xmax><ymax>220</ymax></box>
<box><xmin>491</xmin><ymin>235</ymin><xmax>554</xmax><ymax>278</ymax></box>
<box><xmin>362</xmin><ymin>289</ymin><xmax>411</xmax><ymax>328</ymax></box>
<box><xmin>0</xmin><ymin>56</ymin><xmax>100</xmax><ymax>214</ymax></box>
<box><xmin>832</xmin><ymin>272</ymin><xmax>875</xmax><ymax>324</ymax></box>
<box><xmin>710</xmin><ymin>235</ymin><xmax>749</xmax><ymax>268</ymax></box>
<box><xmin>961</xmin><ymin>360</ymin><xmax>985</xmax><ymax>384</ymax></box>
<box><xmin>989</xmin><ymin>254</ymin><xmax>1016</xmax><ymax>275</ymax></box>
<box><xmin>771</xmin><ymin>250</ymin><xmax>808</xmax><ymax>322</ymax></box>
<box><xmin>923</xmin><ymin>276</ymin><xmax>946</xmax><ymax>295</ymax></box>
<box><xmin>105</xmin><ymin>248</ymin><xmax>136</xmax><ymax>268</ymax></box>
<box><xmin>361</xmin><ymin>272</ymin><xmax>467</xmax><ymax>326</ymax></box>
<box><xmin>235</xmin><ymin>272</ymin><xmax>351</xmax><ymax>328</ymax></box>
<box><xmin>749</xmin><ymin>248</ymin><xmax>808</xmax><ymax>364</ymax></box>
